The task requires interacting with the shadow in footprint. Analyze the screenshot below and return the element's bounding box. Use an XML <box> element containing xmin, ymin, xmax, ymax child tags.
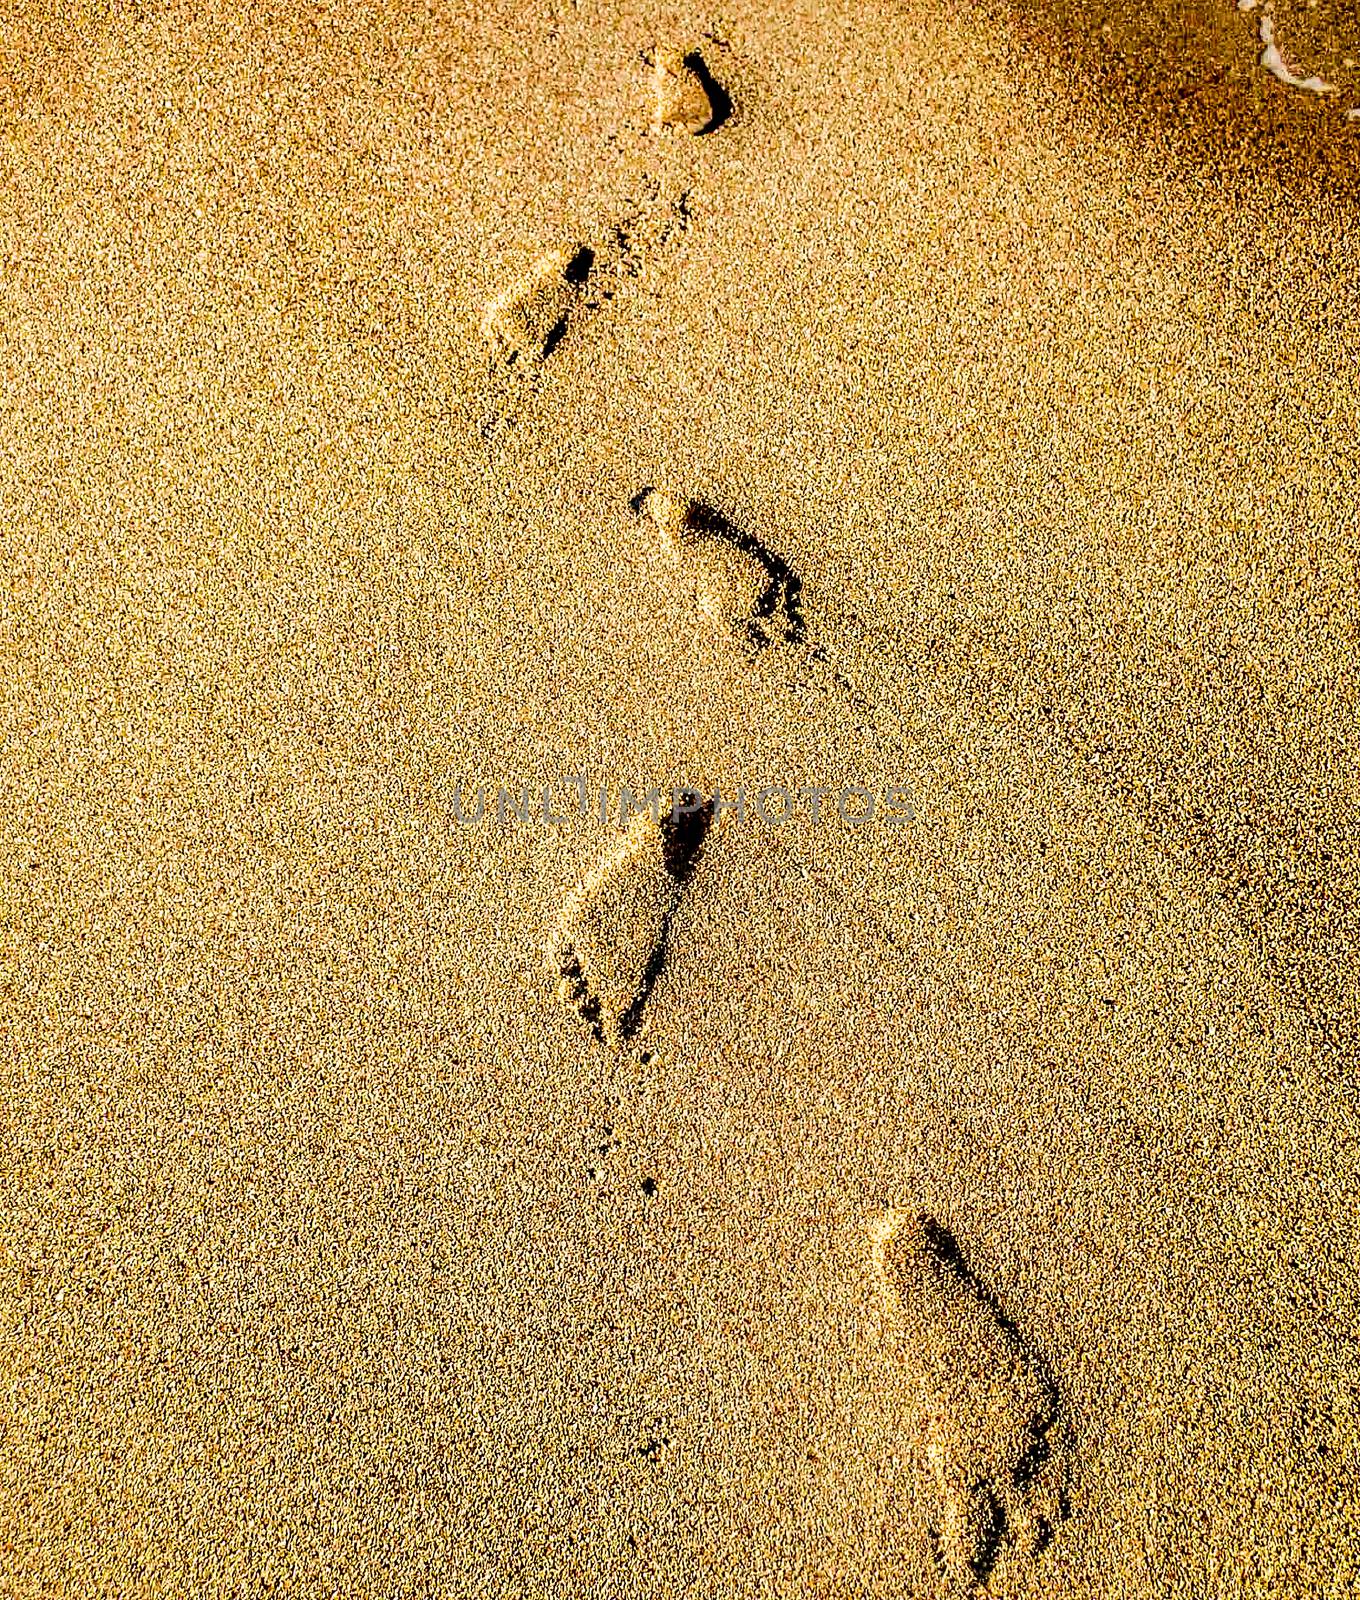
<box><xmin>617</xmin><ymin>796</ymin><xmax>715</xmax><ymax>1041</ymax></box>
<box><xmin>551</xmin><ymin>795</ymin><xmax>717</xmax><ymax>1048</ymax></box>
<box><xmin>921</xmin><ymin>1217</ymin><xmax>1063</xmax><ymax>1478</ymax></box>
<box><xmin>660</xmin><ymin>792</ymin><xmax>717</xmax><ymax>885</ymax></box>
<box><xmin>919</xmin><ymin>1217</ymin><xmax>1064</xmax><ymax>1585</ymax></box>
<box><xmin>538</xmin><ymin>246</ymin><xmax>596</xmax><ymax>361</ymax></box>
<box><xmin>684</xmin><ymin>51</ymin><xmax>733</xmax><ymax>133</ymax></box>
<box><xmin>632</xmin><ymin>489</ymin><xmax>806</xmax><ymax>649</ymax></box>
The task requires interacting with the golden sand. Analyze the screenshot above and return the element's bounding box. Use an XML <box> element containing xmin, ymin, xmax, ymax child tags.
<box><xmin>2</xmin><ymin>0</ymin><xmax>1358</xmax><ymax>1594</ymax></box>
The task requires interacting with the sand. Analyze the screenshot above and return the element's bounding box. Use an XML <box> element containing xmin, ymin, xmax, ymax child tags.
<box><xmin>2</xmin><ymin>0</ymin><xmax>1359</xmax><ymax>1594</ymax></box>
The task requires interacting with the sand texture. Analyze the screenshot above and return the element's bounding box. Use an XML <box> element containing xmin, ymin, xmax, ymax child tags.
<box><xmin>2</xmin><ymin>0</ymin><xmax>1359</xmax><ymax>1594</ymax></box>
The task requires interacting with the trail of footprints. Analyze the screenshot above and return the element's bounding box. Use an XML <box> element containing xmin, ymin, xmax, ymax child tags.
<box><xmin>478</xmin><ymin>44</ymin><xmax>724</xmax><ymax>432</ymax></box>
<box><xmin>545</xmin><ymin>489</ymin><xmax>808</xmax><ymax>1049</ymax></box>
<box><xmin>545</xmin><ymin>482</ymin><xmax>1076</xmax><ymax>1588</ymax></box>
<box><xmin>489</xmin><ymin>40</ymin><xmax>1076</xmax><ymax>1593</ymax></box>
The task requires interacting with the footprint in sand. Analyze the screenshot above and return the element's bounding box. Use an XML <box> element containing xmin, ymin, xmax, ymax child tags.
<box><xmin>635</xmin><ymin>488</ymin><xmax>805</xmax><ymax>653</ymax></box>
<box><xmin>634</xmin><ymin>484</ymin><xmax>936</xmax><ymax>816</ymax></box>
<box><xmin>872</xmin><ymin>1212</ymin><xmax>1071</xmax><ymax>1592</ymax></box>
<box><xmin>549</xmin><ymin>797</ymin><xmax>714</xmax><ymax>1046</ymax></box>
<box><xmin>479</xmin><ymin>188</ymin><xmax>692</xmax><ymax>436</ymax></box>
<box><xmin>647</xmin><ymin>45</ymin><xmax>731</xmax><ymax>136</ymax></box>
<box><xmin>479</xmin><ymin>243</ymin><xmax>597</xmax><ymax>367</ymax></box>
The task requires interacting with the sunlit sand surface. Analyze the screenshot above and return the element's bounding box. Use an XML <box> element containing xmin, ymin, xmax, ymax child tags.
<box><xmin>2</xmin><ymin>0</ymin><xmax>1357</xmax><ymax>1593</ymax></box>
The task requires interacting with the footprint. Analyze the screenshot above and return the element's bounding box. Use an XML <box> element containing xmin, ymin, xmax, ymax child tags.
<box><xmin>872</xmin><ymin>1211</ymin><xmax>1071</xmax><ymax>1591</ymax></box>
<box><xmin>648</xmin><ymin>46</ymin><xmax>731</xmax><ymax>135</ymax></box>
<box><xmin>632</xmin><ymin>485</ymin><xmax>936</xmax><ymax>816</ymax></box>
<box><xmin>549</xmin><ymin>796</ymin><xmax>715</xmax><ymax>1046</ymax></box>
<box><xmin>479</xmin><ymin>187</ymin><xmax>692</xmax><ymax>437</ymax></box>
<box><xmin>480</xmin><ymin>243</ymin><xmax>596</xmax><ymax>366</ymax></box>
<box><xmin>634</xmin><ymin>488</ymin><xmax>805</xmax><ymax>652</ymax></box>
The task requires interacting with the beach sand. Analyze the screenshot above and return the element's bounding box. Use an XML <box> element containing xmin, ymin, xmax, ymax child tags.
<box><xmin>2</xmin><ymin>0</ymin><xmax>1358</xmax><ymax>1593</ymax></box>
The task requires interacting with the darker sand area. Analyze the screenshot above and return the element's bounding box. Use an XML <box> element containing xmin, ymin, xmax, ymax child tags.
<box><xmin>2</xmin><ymin>1</ymin><xmax>1358</xmax><ymax>1594</ymax></box>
